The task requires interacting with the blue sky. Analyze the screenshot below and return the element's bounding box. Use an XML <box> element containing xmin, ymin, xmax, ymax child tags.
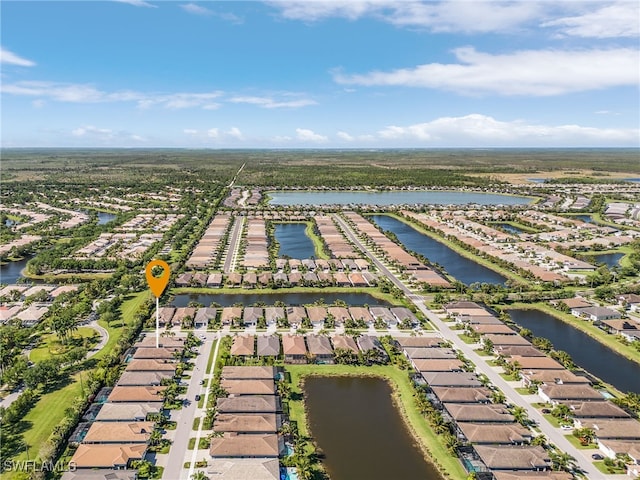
<box><xmin>2</xmin><ymin>1</ymin><xmax>639</xmax><ymax>147</ymax></box>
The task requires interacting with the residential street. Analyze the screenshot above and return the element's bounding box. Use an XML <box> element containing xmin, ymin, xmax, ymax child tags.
<box><xmin>332</xmin><ymin>214</ymin><xmax>608</xmax><ymax>480</ymax></box>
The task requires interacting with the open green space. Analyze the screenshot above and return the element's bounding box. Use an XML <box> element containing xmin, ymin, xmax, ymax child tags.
<box><xmin>286</xmin><ymin>364</ymin><xmax>467</xmax><ymax>480</ymax></box>
<box><xmin>92</xmin><ymin>291</ymin><xmax>150</xmax><ymax>361</ymax></box>
<box><xmin>4</xmin><ymin>374</ymin><xmax>84</xmax><ymax>480</ymax></box>
<box><xmin>29</xmin><ymin>327</ymin><xmax>99</xmax><ymax>363</ymax></box>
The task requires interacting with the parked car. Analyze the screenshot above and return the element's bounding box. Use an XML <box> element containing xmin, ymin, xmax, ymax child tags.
<box><xmin>541</xmin><ymin>408</ymin><xmax>551</xmax><ymax>414</ymax></box>
<box><xmin>560</xmin><ymin>425</ymin><xmax>573</xmax><ymax>430</ymax></box>
<box><xmin>592</xmin><ymin>454</ymin><xmax>604</xmax><ymax>460</ymax></box>
<box><xmin>195</xmin><ymin>394</ymin><xmax>201</xmax><ymax>401</ymax></box>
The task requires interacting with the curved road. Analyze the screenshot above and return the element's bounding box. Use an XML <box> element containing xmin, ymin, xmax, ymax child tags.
<box><xmin>332</xmin><ymin>213</ymin><xmax>606</xmax><ymax>480</ymax></box>
<box><xmin>86</xmin><ymin>319</ymin><xmax>109</xmax><ymax>359</ymax></box>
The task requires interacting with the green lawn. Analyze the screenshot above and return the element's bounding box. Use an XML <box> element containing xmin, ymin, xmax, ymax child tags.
<box><xmin>93</xmin><ymin>291</ymin><xmax>150</xmax><ymax>361</ymax></box>
<box><xmin>286</xmin><ymin>364</ymin><xmax>468</xmax><ymax>480</ymax></box>
<box><xmin>564</xmin><ymin>434</ymin><xmax>595</xmax><ymax>450</ymax></box>
<box><xmin>30</xmin><ymin>327</ymin><xmax>100</xmax><ymax>363</ymax></box>
<box><xmin>304</xmin><ymin>221</ymin><xmax>330</xmax><ymax>260</ymax></box>
<box><xmin>206</xmin><ymin>339</ymin><xmax>219</xmax><ymax>374</ymax></box>
<box><xmin>4</xmin><ymin>374</ymin><xmax>84</xmax><ymax>480</ymax></box>
<box><xmin>593</xmin><ymin>460</ymin><xmax>628</xmax><ymax>475</ymax></box>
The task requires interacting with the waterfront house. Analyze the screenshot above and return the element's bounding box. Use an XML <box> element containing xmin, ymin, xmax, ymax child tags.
<box><xmin>331</xmin><ymin>335</ymin><xmax>359</xmax><ymax>354</ymax></box>
<box><xmin>194</xmin><ymin>307</ymin><xmax>216</xmax><ymax>328</ymax></box>
<box><xmin>457</xmin><ymin>423</ymin><xmax>532</xmax><ymax>445</ymax></box>
<box><xmin>220</xmin><ymin>379</ymin><xmax>276</xmax><ymax>396</ymax></box>
<box><xmin>209</xmin><ymin>433</ymin><xmax>283</xmax><ymax>458</ymax></box>
<box><xmin>444</xmin><ymin>403</ymin><xmax>515</xmax><ymax>423</ymax></box>
<box><xmin>221</xmin><ymin>366</ymin><xmax>277</xmax><ymax>380</ymax></box>
<box><xmin>243</xmin><ymin>307</ymin><xmax>263</xmax><ymax>327</ymax></box>
<box><xmin>282</xmin><ymin>335</ymin><xmax>307</xmax><ymax>364</ymax></box>
<box><xmin>473</xmin><ymin>445</ymin><xmax>551</xmax><ymax>471</ymax></box>
<box><xmin>306</xmin><ymin>335</ymin><xmax>334</xmax><ymax>364</ymax></box>
<box><xmin>216</xmin><ymin>395</ymin><xmax>282</xmax><ymax>414</ymax></box>
<box><xmin>264</xmin><ymin>307</ymin><xmax>285</xmax><ymax>326</ymax></box>
<box><xmin>538</xmin><ymin>384</ymin><xmax>603</xmax><ymax>404</ymax></box>
<box><xmin>214</xmin><ymin>413</ymin><xmax>281</xmax><ymax>434</ymax></box>
<box><xmin>571</xmin><ymin>306</ymin><xmax>621</xmax><ymax>322</ymax></box>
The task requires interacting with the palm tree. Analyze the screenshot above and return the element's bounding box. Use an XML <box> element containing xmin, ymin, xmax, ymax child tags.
<box><xmin>191</xmin><ymin>471</ymin><xmax>208</xmax><ymax>480</ymax></box>
<box><xmin>511</xmin><ymin>406</ymin><xmax>529</xmax><ymax>426</ymax></box>
<box><xmin>296</xmin><ymin>455</ymin><xmax>314</xmax><ymax>480</ymax></box>
<box><xmin>531</xmin><ymin>434</ymin><xmax>547</xmax><ymax>447</ymax></box>
<box><xmin>550</xmin><ymin>451</ymin><xmax>575</xmax><ymax>471</ymax></box>
<box><xmin>149</xmin><ymin>429</ymin><xmax>163</xmax><ymax>446</ymax></box>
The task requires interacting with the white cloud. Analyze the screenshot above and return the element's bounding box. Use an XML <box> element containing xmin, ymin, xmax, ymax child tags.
<box><xmin>296</xmin><ymin>128</ymin><xmax>328</xmax><ymax>142</ymax></box>
<box><xmin>207</xmin><ymin>128</ymin><xmax>219</xmax><ymax>138</ymax></box>
<box><xmin>1</xmin><ymin>81</ymin><xmax>224</xmax><ymax>109</ymax></box>
<box><xmin>32</xmin><ymin>99</ymin><xmax>46</xmax><ymax>108</ymax></box>
<box><xmin>114</xmin><ymin>0</ymin><xmax>157</xmax><ymax>8</ymax></box>
<box><xmin>334</xmin><ymin>47</ymin><xmax>639</xmax><ymax>96</ymax></box>
<box><xmin>1</xmin><ymin>47</ymin><xmax>36</xmax><ymax>67</ymax></box>
<box><xmin>337</xmin><ymin>131</ymin><xmax>354</xmax><ymax>141</ymax></box>
<box><xmin>229</xmin><ymin>95</ymin><xmax>316</xmax><ymax>108</ymax></box>
<box><xmin>181</xmin><ymin>3</ymin><xmax>213</xmax><ymax>16</ymax></box>
<box><xmin>184</xmin><ymin>129</ymin><xmax>199</xmax><ymax>135</ymax></box>
<box><xmin>72</xmin><ymin>125</ymin><xmax>113</xmax><ymax>137</ymax></box>
<box><xmin>226</xmin><ymin>127</ymin><xmax>243</xmax><ymax>139</ymax></box>
<box><xmin>376</xmin><ymin>114</ymin><xmax>639</xmax><ymax>146</ymax></box>
<box><xmin>268</xmin><ymin>1</ymin><xmax>542</xmax><ymax>33</ymax></box>
<box><xmin>542</xmin><ymin>2</ymin><xmax>639</xmax><ymax>38</ymax></box>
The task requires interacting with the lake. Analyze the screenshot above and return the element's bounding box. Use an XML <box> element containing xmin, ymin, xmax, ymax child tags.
<box><xmin>171</xmin><ymin>292</ymin><xmax>390</xmax><ymax>307</ymax></box>
<box><xmin>508</xmin><ymin>309</ymin><xmax>640</xmax><ymax>394</ymax></box>
<box><xmin>0</xmin><ymin>256</ymin><xmax>31</xmax><ymax>284</ymax></box>
<box><xmin>370</xmin><ymin>215</ymin><xmax>507</xmax><ymax>286</ymax></box>
<box><xmin>275</xmin><ymin>223</ymin><xmax>315</xmax><ymax>259</ymax></box>
<box><xmin>268</xmin><ymin>190</ymin><xmax>532</xmax><ymax>206</ymax></box>
<box><xmin>494</xmin><ymin>223</ymin><xmax>525</xmax><ymax>235</ymax></box>
<box><xmin>575</xmin><ymin>215</ymin><xmax>594</xmax><ymax>224</ymax></box>
<box><xmin>591</xmin><ymin>253</ymin><xmax>624</xmax><ymax>268</ymax></box>
<box><xmin>97</xmin><ymin>212</ymin><xmax>117</xmax><ymax>225</ymax></box>
<box><xmin>304</xmin><ymin>376</ymin><xmax>443</xmax><ymax>480</ymax></box>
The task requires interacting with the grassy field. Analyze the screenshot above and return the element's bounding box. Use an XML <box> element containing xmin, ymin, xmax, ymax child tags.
<box><xmin>4</xmin><ymin>374</ymin><xmax>84</xmax><ymax>479</ymax></box>
<box><xmin>304</xmin><ymin>221</ymin><xmax>330</xmax><ymax>260</ymax></box>
<box><xmin>506</xmin><ymin>302</ymin><xmax>640</xmax><ymax>366</ymax></box>
<box><xmin>286</xmin><ymin>364</ymin><xmax>468</xmax><ymax>480</ymax></box>
<box><xmin>93</xmin><ymin>291</ymin><xmax>150</xmax><ymax>361</ymax></box>
<box><xmin>29</xmin><ymin>327</ymin><xmax>100</xmax><ymax>363</ymax></box>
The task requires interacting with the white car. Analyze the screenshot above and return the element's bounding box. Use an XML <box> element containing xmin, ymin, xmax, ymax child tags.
<box><xmin>560</xmin><ymin>425</ymin><xmax>573</xmax><ymax>430</ymax></box>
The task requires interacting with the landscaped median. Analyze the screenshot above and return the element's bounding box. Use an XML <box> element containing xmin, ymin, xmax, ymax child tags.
<box><xmin>285</xmin><ymin>364</ymin><xmax>468</xmax><ymax>480</ymax></box>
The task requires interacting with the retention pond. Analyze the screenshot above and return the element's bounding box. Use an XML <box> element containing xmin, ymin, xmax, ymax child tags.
<box><xmin>370</xmin><ymin>215</ymin><xmax>507</xmax><ymax>286</ymax></box>
<box><xmin>171</xmin><ymin>292</ymin><xmax>390</xmax><ymax>307</ymax></box>
<box><xmin>304</xmin><ymin>375</ymin><xmax>443</xmax><ymax>480</ymax></box>
<box><xmin>275</xmin><ymin>223</ymin><xmax>315</xmax><ymax>259</ymax></box>
<box><xmin>508</xmin><ymin>308</ymin><xmax>640</xmax><ymax>394</ymax></box>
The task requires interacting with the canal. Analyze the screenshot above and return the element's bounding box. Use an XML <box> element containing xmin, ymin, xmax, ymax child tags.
<box><xmin>508</xmin><ymin>309</ymin><xmax>640</xmax><ymax>394</ymax></box>
<box><xmin>369</xmin><ymin>215</ymin><xmax>507</xmax><ymax>286</ymax></box>
<box><xmin>0</xmin><ymin>256</ymin><xmax>31</xmax><ymax>284</ymax></box>
<box><xmin>304</xmin><ymin>376</ymin><xmax>443</xmax><ymax>480</ymax></box>
<box><xmin>274</xmin><ymin>223</ymin><xmax>315</xmax><ymax>259</ymax></box>
<box><xmin>171</xmin><ymin>292</ymin><xmax>390</xmax><ymax>307</ymax></box>
<box><xmin>268</xmin><ymin>190</ymin><xmax>532</xmax><ymax>206</ymax></box>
